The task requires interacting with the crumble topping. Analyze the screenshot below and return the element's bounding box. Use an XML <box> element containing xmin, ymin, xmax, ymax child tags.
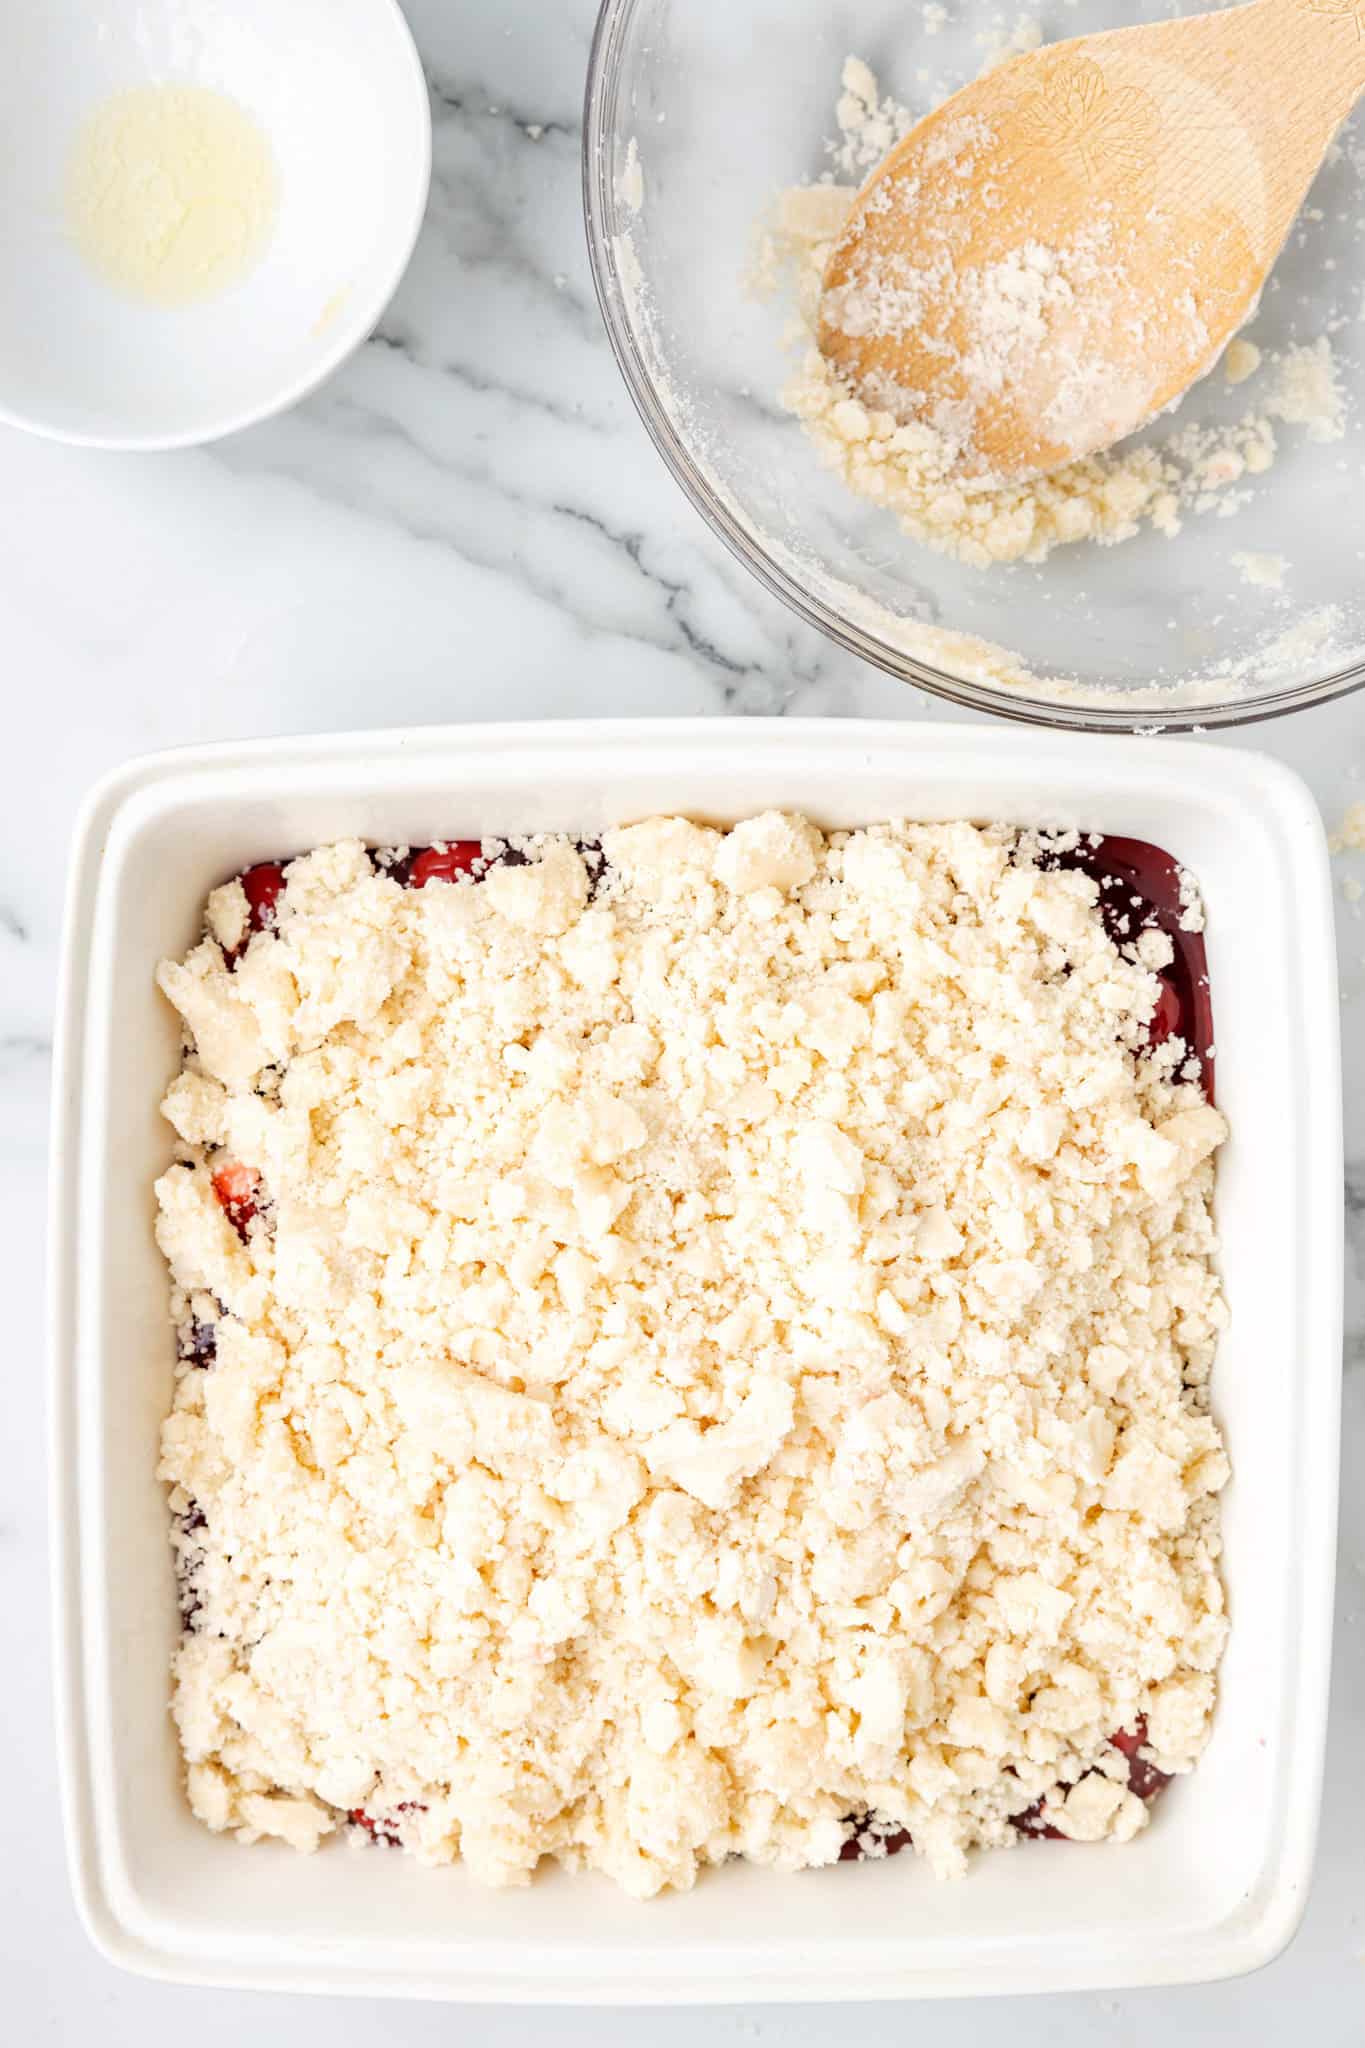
<box><xmin>155</xmin><ymin>816</ymin><xmax>1228</xmax><ymax>1896</ymax></box>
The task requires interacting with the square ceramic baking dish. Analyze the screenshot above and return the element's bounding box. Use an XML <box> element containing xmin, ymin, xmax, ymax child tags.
<box><xmin>50</xmin><ymin>718</ymin><xmax>1342</xmax><ymax>2003</ymax></box>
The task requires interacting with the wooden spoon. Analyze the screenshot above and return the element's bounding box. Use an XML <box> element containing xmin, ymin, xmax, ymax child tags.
<box><xmin>818</xmin><ymin>0</ymin><xmax>1365</xmax><ymax>480</ymax></box>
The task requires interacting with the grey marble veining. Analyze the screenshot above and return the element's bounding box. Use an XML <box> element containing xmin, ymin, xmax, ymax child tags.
<box><xmin>2</xmin><ymin>0</ymin><xmax>1362</xmax><ymax>2040</ymax></box>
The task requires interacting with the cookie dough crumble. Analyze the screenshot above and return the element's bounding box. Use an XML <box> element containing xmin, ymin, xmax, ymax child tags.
<box><xmin>155</xmin><ymin>817</ymin><xmax>1229</xmax><ymax>1895</ymax></box>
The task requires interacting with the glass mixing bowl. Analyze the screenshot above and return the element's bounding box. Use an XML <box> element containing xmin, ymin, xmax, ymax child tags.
<box><xmin>583</xmin><ymin>0</ymin><xmax>1365</xmax><ymax>729</ymax></box>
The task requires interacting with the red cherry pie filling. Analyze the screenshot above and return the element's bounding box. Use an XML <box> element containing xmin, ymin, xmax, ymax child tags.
<box><xmin>346</xmin><ymin>1801</ymin><xmax>428</xmax><ymax>1847</ymax></box>
<box><xmin>210</xmin><ymin>1160</ymin><xmax>261</xmax><ymax>1239</ymax></box>
<box><xmin>406</xmin><ymin>840</ymin><xmax>483</xmax><ymax>889</ymax></box>
<box><xmin>1040</xmin><ymin>833</ymin><xmax>1213</xmax><ymax>1096</ymax></box>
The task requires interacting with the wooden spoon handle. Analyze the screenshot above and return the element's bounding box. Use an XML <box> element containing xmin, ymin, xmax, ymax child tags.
<box><xmin>1016</xmin><ymin>0</ymin><xmax>1365</xmax><ymax>269</ymax></box>
<box><xmin>1171</xmin><ymin>0</ymin><xmax>1365</xmax><ymax>144</ymax></box>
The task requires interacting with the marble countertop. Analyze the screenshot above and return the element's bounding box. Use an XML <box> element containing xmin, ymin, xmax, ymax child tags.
<box><xmin>3</xmin><ymin>1</ymin><xmax>1361</xmax><ymax>2039</ymax></box>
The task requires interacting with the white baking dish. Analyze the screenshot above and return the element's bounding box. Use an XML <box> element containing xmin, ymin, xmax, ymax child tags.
<box><xmin>49</xmin><ymin>718</ymin><xmax>1342</xmax><ymax>2003</ymax></box>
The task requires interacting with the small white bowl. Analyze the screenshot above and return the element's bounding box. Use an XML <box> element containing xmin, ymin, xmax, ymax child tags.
<box><xmin>51</xmin><ymin>720</ymin><xmax>1341</xmax><ymax>2000</ymax></box>
<box><xmin>0</xmin><ymin>0</ymin><xmax>431</xmax><ymax>450</ymax></box>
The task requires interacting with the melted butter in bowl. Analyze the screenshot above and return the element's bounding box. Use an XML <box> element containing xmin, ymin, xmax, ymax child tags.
<box><xmin>65</xmin><ymin>84</ymin><xmax>279</xmax><ymax>307</ymax></box>
<box><xmin>0</xmin><ymin>0</ymin><xmax>429</xmax><ymax>448</ymax></box>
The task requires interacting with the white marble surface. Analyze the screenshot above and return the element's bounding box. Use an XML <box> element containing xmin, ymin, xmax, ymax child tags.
<box><xmin>2</xmin><ymin>0</ymin><xmax>1362</xmax><ymax>2037</ymax></box>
